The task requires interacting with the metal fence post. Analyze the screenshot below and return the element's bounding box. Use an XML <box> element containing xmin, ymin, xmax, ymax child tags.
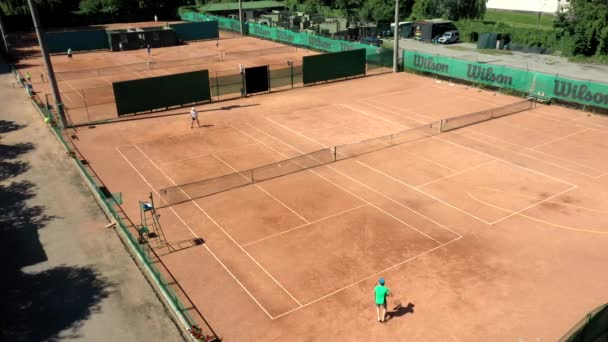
<box><xmin>290</xmin><ymin>61</ymin><xmax>294</xmax><ymax>88</ymax></box>
<box><xmin>215</xmin><ymin>72</ymin><xmax>220</xmax><ymax>101</ymax></box>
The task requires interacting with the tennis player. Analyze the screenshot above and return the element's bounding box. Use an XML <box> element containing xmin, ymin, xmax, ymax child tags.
<box><xmin>67</xmin><ymin>48</ymin><xmax>72</xmax><ymax>60</ymax></box>
<box><xmin>190</xmin><ymin>107</ymin><xmax>200</xmax><ymax>128</ymax></box>
<box><xmin>374</xmin><ymin>278</ymin><xmax>392</xmax><ymax>322</ymax></box>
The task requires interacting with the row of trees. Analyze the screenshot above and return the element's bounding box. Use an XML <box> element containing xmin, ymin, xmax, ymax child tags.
<box><xmin>1</xmin><ymin>0</ymin><xmax>607</xmax><ymax>57</ymax></box>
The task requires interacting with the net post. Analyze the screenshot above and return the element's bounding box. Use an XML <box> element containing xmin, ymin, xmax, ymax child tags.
<box><xmin>333</xmin><ymin>146</ymin><xmax>337</xmax><ymax>161</ymax></box>
<box><xmin>439</xmin><ymin>119</ymin><xmax>445</xmax><ymax>133</ymax></box>
<box><xmin>83</xmin><ymin>88</ymin><xmax>92</xmax><ymax>124</ymax></box>
<box><xmin>290</xmin><ymin>61</ymin><xmax>294</xmax><ymax>89</ymax></box>
<box><xmin>215</xmin><ymin>72</ymin><xmax>220</xmax><ymax>101</ymax></box>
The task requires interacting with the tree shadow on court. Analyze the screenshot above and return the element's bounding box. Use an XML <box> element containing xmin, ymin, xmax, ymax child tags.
<box><xmin>0</xmin><ymin>120</ymin><xmax>27</xmax><ymax>134</ymax></box>
<box><xmin>0</xmin><ymin>134</ymin><xmax>114</xmax><ymax>341</ymax></box>
<box><xmin>385</xmin><ymin>302</ymin><xmax>415</xmax><ymax>322</ymax></box>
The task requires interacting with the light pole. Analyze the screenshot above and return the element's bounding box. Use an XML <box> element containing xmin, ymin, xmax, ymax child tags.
<box><xmin>392</xmin><ymin>0</ymin><xmax>399</xmax><ymax>73</ymax></box>
<box><xmin>238</xmin><ymin>0</ymin><xmax>244</xmax><ymax>36</ymax></box>
<box><xmin>26</xmin><ymin>0</ymin><xmax>67</xmax><ymax>128</ymax></box>
<box><xmin>0</xmin><ymin>14</ymin><xmax>8</xmax><ymax>54</ymax></box>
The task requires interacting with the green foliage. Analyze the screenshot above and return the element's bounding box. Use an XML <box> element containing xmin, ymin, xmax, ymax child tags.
<box><xmin>483</xmin><ymin>9</ymin><xmax>554</xmax><ymax>31</ymax></box>
<box><xmin>411</xmin><ymin>0</ymin><xmax>486</xmax><ymax>21</ymax></box>
<box><xmin>554</xmin><ymin>0</ymin><xmax>608</xmax><ymax>57</ymax></box>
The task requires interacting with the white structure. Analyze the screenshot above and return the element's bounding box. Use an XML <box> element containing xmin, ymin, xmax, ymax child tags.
<box><xmin>487</xmin><ymin>0</ymin><xmax>570</xmax><ymax>13</ymax></box>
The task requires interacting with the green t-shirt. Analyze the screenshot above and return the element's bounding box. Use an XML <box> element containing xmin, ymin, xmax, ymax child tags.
<box><xmin>374</xmin><ymin>285</ymin><xmax>390</xmax><ymax>305</ymax></box>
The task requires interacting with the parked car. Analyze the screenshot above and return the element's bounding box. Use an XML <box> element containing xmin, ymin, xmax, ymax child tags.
<box><xmin>438</xmin><ymin>30</ymin><xmax>460</xmax><ymax>44</ymax></box>
<box><xmin>360</xmin><ymin>36</ymin><xmax>383</xmax><ymax>47</ymax></box>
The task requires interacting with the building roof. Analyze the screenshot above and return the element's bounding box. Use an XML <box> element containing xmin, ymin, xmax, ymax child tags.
<box><xmin>200</xmin><ymin>1</ymin><xmax>286</xmax><ymax>12</ymax></box>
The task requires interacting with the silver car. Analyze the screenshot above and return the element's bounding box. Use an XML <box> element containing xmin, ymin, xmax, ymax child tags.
<box><xmin>438</xmin><ymin>31</ymin><xmax>460</xmax><ymax>44</ymax></box>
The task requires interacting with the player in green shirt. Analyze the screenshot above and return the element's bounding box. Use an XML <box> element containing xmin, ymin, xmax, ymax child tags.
<box><xmin>374</xmin><ymin>278</ymin><xmax>391</xmax><ymax>322</ymax></box>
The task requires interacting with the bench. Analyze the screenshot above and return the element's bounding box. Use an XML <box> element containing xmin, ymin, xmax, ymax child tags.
<box><xmin>527</xmin><ymin>93</ymin><xmax>552</xmax><ymax>104</ymax></box>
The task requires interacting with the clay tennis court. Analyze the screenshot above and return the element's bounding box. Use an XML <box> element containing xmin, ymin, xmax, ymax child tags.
<box><xmin>68</xmin><ymin>71</ymin><xmax>608</xmax><ymax>341</ymax></box>
<box><xmin>11</xmin><ymin>23</ymin><xmax>318</xmax><ymax>125</ymax></box>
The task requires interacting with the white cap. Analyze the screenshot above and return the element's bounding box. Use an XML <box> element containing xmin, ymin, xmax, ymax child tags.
<box><xmin>191</xmin><ymin>107</ymin><xmax>195</xmax><ymax>110</ymax></box>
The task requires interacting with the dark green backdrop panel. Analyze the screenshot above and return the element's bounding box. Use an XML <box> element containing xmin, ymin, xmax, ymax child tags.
<box><xmin>245</xmin><ymin>65</ymin><xmax>269</xmax><ymax>94</ymax></box>
<box><xmin>170</xmin><ymin>21</ymin><xmax>219</xmax><ymax>41</ymax></box>
<box><xmin>303</xmin><ymin>49</ymin><xmax>366</xmax><ymax>85</ymax></box>
<box><xmin>113</xmin><ymin>70</ymin><xmax>211</xmax><ymax>115</ymax></box>
<box><xmin>45</xmin><ymin>30</ymin><xmax>109</xmax><ymax>53</ymax></box>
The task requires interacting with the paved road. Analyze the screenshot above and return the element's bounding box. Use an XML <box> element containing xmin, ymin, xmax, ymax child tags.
<box><xmin>0</xmin><ymin>62</ymin><xmax>183</xmax><ymax>341</ymax></box>
<box><xmin>390</xmin><ymin>38</ymin><xmax>608</xmax><ymax>84</ymax></box>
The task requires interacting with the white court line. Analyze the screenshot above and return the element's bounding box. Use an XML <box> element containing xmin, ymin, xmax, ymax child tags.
<box><xmin>159</xmin><ymin>142</ymin><xmax>259</xmax><ymax>166</ymax></box>
<box><xmin>356</xmin><ymin>160</ymin><xmax>494</xmax><ymax>225</ymax></box>
<box><xmin>63</xmin><ymin>80</ymin><xmax>84</xmax><ymax>99</ymax></box>
<box><xmin>475</xmin><ymin>187</ymin><xmax>608</xmax><ymax>214</ymax></box>
<box><xmin>241</xmin><ymin>204</ymin><xmax>368</xmax><ymax>247</ymax></box>
<box><xmin>531</xmin><ymin>128</ymin><xmax>589</xmax><ymax>149</ymax></box>
<box><xmin>114</xmin><ymin>145</ymin><xmax>276</xmax><ymax>319</ymax></box>
<box><xmin>468</xmin><ymin>192</ymin><xmax>608</xmax><ymax>235</ymax></box>
<box><xmin>271</xmin><ymin>235</ymin><xmax>463</xmax><ymax>320</ymax></box>
<box><xmin>239</xmin><ymin>122</ymin><xmax>461</xmax><ymax>240</ymax></box>
<box><xmin>265</xmin><ymin>117</ymin><xmax>326</xmax><ymax>148</ymax></box>
<box><xmin>133</xmin><ymin>145</ymin><xmax>304</xmax><ymax>308</ymax></box>
<box><xmin>490</xmin><ymin>185</ymin><xmax>577</xmax><ymax>225</ymax></box>
<box><xmin>433</xmin><ymin>134</ymin><xmax>577</xmax><ymax>188</ymax></box>
<box><xmin>457</xmin><ymin>129</ymin><xmax>606</xmax><ymax>178</ymax></box>
<box><xmin>338</xmin><ymin>104</ymin><xmax>409</xmax><ymax>129</ymax></box>
<box><xmin>416</xmin><ymin>160</ymin><xmax>497</xmax><ymax>189</ymax></box>
<box><xmin>211</xmin><ymin>153</ymin><xmax>310</xmax><ymax>224</ymax></box>
<box><xmin>360</xmin><ymin>99</ymin><xmax>435</xmax><ymax>122</ymax></box>
<box><xmin>528</xmin><ymin>108</ymin><xmax>608</xmax><ymax>130</ymax></box>
<box><xmin>395</xmin><ymin>147</ymin><xmax>459</xmax><ymax>173</ymax></box>
<box><xmin>356</xmin><ymin>100</ymin><xmax>430</xmax><ymax>124</ymax></box>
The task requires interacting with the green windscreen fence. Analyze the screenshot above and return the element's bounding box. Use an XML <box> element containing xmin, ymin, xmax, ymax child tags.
<box><xmin>303</xmin><ymin>49</ymin><xmax>366</xmax><ymax>84</ymax></box>
<box><xmin>404</xmin><ymin>50</ymin><xmax>608</xmax><ymax>110</ymax></box>
<box><xmin>170</xmin><ymin>21</ymin><xmax>219</xmax><ymax>41</ymax></box>
<box><xmin>179</xmin><ymin>10</ymin><xmax>242</xmax><ymax>33</ymax></box>
<box><xmin>45</xmin><ymin>29</ymin><xmax>109</xmax><ymax>53</ymax></box>
<box><xmin>113</xmin><ymin>70</ymin><xmax>211</xmax><ymax>115</ymax></box>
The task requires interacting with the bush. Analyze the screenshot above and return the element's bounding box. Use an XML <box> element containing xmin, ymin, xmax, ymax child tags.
<box><xmin>455</xmin><ymin>20</ymin><xmax>559</xmax><ymax>52</ymax></box>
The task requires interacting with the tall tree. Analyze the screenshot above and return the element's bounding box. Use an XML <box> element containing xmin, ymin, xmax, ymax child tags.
<box><xmin>554</xmin><ymin>0</ymin><xmax>608</xmax><ymax>56</ymax></box>
<box><xmin>412</xmin><ymin>0</ymin><xmax>486</xmax><ymax>21</ymax></box>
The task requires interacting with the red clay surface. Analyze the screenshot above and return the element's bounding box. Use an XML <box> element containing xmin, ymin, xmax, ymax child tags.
<box><xmin>11</xmin><ymin>30</ymin><xmax>317</xmax><ymax>125</ymax></box>
<box><xmin>69</xmin><ymin>71</ymin><xmax>608</xmax><ymax>341</ymax></box>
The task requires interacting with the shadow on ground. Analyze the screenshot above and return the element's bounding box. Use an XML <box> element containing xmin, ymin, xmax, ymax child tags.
<box><xmin>0</xmin><ymin>120</ymin><xmax>114</xmax><ymax>341</ymax></box>
<box><xmin>385</xmin><ymin>302</ymin><xmax>415</xmax><ymax>322</ymax></box>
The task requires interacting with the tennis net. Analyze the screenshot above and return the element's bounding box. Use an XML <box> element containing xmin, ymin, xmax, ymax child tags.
<box><xmin>440</xmin><ymin>99</ymin><xmax>534</xmax><ymax>132</ymax></box>
<box><xmin>159</xmin><ymin>99</ymin><xmax>534</xmax><ymax>206</ymax></box>
<box><xmin>221</xmin><ymin>46</ymin><xmax>297</xmax><ymax>61</ymax></box>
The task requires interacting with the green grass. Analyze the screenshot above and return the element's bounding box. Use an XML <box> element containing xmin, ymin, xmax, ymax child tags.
<box><xmin>483</xmin><ymin>9</ymin><xmax>555</xmax><ymax>31</ymax></box>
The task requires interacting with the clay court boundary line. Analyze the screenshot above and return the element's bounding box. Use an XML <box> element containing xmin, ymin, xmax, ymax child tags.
<box><xmin>476</xmin><ymin>187</ymin><xmax>608</xmax><ymax>214</ymax></box>
<box><xmin>118</xmin><ymin>140</ymin><xmax>457</xmax><ymax>320</ymax></box>
<box><xmin>261</xmin><ymin>108</ymin><xmax>580</xmax><ymax>228</ymax></box>
<box><xmin>458</xmin><ymin>128</ymin><xmax>607</xmax><ymax>179</ymax></box>
<box><xmin>491</xmin><ymin>185</ymin><xmax>577</xmax><ymax>225</ymax></box>
<box><xmin>415</xmin><ymin>160</ymin><xmax>497</xmax><ymax>189</ymax></box>
<box><xmin>114</xmin><ymin>145</ymin><xmax>277</xmax><ymax>319</ymax></box>
<box><xmin>531</xmin><ymin>128</ymin><xmax>589</xmax><ymax>149</ymax></box>
<box><xmin>337</xmin><ymin>104</ymin><xmax>409</xmax><ymax>129</ymax></box>
<box><xmin>240</xmin><ymin>204</ymin><xmax>368</xmax><ymax>247</ymax></box>
<box><xmin>360</xmin><ymin>99</ymin><xmax>434</xmax><ymax>123</ymax></box>
<box><xmin>529</xmin><ymin>108</ymin><xmax>608</xmax><ymax>130</ymax></box>
<box><xmin>210</xmin><ymin>153</ymin><xmax>310</xmax><ymax>224</ymax></box>
<box><xmin>242</xmin><ymin>122</ymin><xmax>464</xmax><ymax>238</ymax></box>
<box><xmin>433</xmin><ymin>134</ymin><xmax>577</xmax><ymax>188</ymax></box>
<box><xmin>468</xmin><ymin>191</ymin><xmax>608</xmax><ymax>235</ymax></box>
<box><xmin>231</xmin><ymin>124</ymin><xmax>446</xmax><ymax>244</ymax></box>
<box><xmin>132</xmin><ymin>144</ymin><xmax>305</xmax><ymax>308</ymax></box>
<box><xmin>159</xmin><ymin>142</ymin><xmax>259</xmax><ymax>165</ymax></box>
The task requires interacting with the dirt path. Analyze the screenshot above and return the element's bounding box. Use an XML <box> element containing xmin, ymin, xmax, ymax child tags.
<box><xmin>0</xmin><ymin>62</ymin><xmax>183</xmax><ymax>341</ymax></box>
